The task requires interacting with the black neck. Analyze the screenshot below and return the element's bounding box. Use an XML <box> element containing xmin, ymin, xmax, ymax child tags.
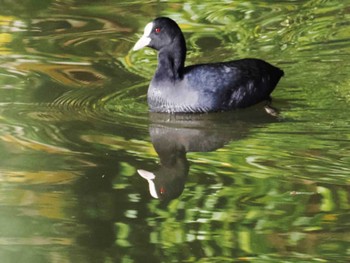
<box><xmin>155</xmin><ymin>35</ymin><xmax>186</xmax><ymax>82</ymax></box>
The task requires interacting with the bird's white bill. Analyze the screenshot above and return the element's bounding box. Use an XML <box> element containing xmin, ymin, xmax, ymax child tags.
<box><xmin>133</xmin><ymin>22</ymin><xmax>153</xmax><ymax>51</ymax></box>
<box><xmin>133</xmin><ymin>36</ymin><xmax>151</xmax><ymax>50</ymax></box>
<box><xmin>137</xmin><ymin>169</ymin><xmax>158</xmax><ymax>199</ymax></box>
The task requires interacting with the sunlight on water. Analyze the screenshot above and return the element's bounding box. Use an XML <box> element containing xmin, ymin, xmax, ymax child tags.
<box><xmin>0</xmin><ymin>1</ymin><xmax>350</xmax><ymax>262</ymax></box>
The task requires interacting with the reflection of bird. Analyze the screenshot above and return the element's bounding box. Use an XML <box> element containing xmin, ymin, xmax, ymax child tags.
<box><xmin>138</xmin><ymin>110</ymin><xmax>278</xmax><ymax>202</ymax></box>
<box><xmin>133</xmin><ymin>17</ymin><xmax>284</xmax><ymax>113</ymax></box>
<box><xmin>138</xmin><ymin>128</ymin><xmax>189</xmax><ymax>201</ymax></box>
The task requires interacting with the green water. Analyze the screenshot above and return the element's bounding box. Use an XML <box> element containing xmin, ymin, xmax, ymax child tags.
<box><xmin>0</xmin><ymin>1</ymin><xmax>350</xmax><ymax>262</ymax></box>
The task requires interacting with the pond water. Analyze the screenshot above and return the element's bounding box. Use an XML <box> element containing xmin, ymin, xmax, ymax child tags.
<box><xmin>1</xmin><ymin>1</ymin><xmax>350</xmax><ymax>262</ymax></box>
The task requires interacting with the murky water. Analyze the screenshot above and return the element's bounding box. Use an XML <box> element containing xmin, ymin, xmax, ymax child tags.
<box><xmin>1</xmin><ymin>1</ymin><xmax>350</xmax><ymax>262</ymax></box>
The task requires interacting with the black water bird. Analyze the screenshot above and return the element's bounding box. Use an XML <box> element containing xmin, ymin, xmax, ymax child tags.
<box><xmin>133</xmin><ymin>17</ymin><xmax>284</xmax><ymax>113</ymax></box>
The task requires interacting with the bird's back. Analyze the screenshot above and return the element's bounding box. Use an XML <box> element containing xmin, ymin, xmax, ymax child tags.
<box><xmin>184</xmin><ymin>58</ymin><xmax>284</xmax><ymax>111</ymax></box>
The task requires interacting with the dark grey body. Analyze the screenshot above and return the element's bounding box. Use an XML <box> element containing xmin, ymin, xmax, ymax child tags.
<box><xmin>148</xmin><ymin>58</ymin><xmax>283</xmax><ymax>113</ymax></box>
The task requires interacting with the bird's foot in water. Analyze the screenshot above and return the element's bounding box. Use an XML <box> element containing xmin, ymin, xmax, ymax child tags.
<box><xmin>264</xmin><ymin>100</ymin><xmax>279</xmax><ymax>117</ymax></box>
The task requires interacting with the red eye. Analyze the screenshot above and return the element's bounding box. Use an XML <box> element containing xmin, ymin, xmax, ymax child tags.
<box><xmin>155</xmin><ymin>27</ymin><xmax>161</xmax><ymax>33</ymax></box>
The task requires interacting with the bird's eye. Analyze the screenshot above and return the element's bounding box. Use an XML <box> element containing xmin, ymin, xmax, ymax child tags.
<box><xmin>155</xmin><ymin>27</ymin><xmax>161</xmax><ymax>33</ymax></box>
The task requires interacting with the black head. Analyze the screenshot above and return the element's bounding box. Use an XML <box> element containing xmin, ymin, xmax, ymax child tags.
<box><xmin>133</xmin><ymin>17</ymin><xmax>186</xmax><ymax>52</ymax></box>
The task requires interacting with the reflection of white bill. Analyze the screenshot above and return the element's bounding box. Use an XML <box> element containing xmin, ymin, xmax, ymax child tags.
<box><xmin>138</xmin><ymin>169</ymin><xmax>158</xmax><ymax>199</ymax></box>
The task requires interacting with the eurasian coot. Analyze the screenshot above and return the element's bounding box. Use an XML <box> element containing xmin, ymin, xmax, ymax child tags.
<box><xmin>133</xmin><ymin>17</ymin><xmax>284</xmax><ymax>113</ymax></box>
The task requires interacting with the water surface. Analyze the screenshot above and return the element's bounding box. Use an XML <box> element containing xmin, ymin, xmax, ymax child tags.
<box><xmin>0</xmin><ymin>1</ymin><xmax>350</xmax><ymax>262</ymax></box>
